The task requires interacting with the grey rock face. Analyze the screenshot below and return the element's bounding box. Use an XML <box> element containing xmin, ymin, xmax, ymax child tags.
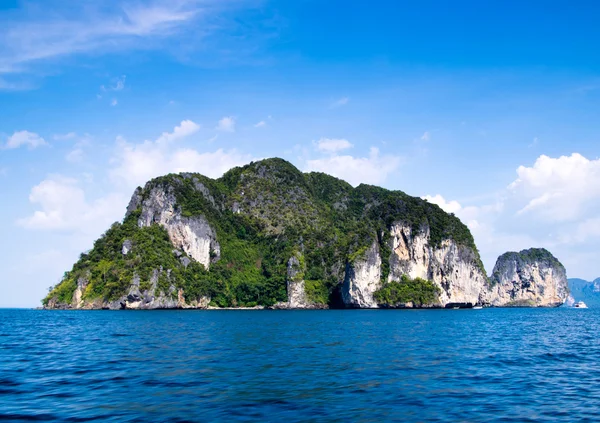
<box><xmin>273</xmin><ymin>252</ymin><xmax>326</xmax><ymax>309</ymax></box>
<box><xmin>136</xmin><ymin>186</ymin><xmax>220</xmax><ymax>269</ymax></box>
<box><xmin>180</xmin><ymin>256</ymin><xmax>191</xmax><ymax>268</ymax></box>
<box><xmin>388</xmin><ymin>223</ymin><xmax>487</xmax><ymax>307</ymax></box>
<box><xmin>71</xmin><ymin>272</ymin><xmax>90</xmax><ymax>309</ymax></box>
<box><xmin>126</xmin><ymin>187</ymin><xmax>143</xmax><ymax>215</ymax></box>
<box><xmin>286</xmin><ymin>254</ymin><xmax>309</xmax><ymax>308</ymax></box>
<box><xmin>341</xmin><ymin>223</ymin><xmax>489</xmax><ymax>308</ymax></box>
<box><xmin>181</xmin><ymin>174</ymin><xmax>218</xmax><ymax>208</ymax></box>
<box><xmin>342</xmin><ymin>240</ymin><xmax>382</xmax><ymax>308</ymax></box>
<box><xmin>485</xmin><ymin>248</ymin><xmax>569</xmax><ymax>307</ymax></box>
<box><xmin>122</xmin><ymin>239</ymin><xmax>132</xmax><ymax>255</ymax></box>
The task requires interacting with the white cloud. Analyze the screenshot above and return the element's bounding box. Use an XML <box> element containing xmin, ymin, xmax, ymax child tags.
<box><xmin>111</xmin><ymin>141</ymin><xmax>251</xmax><ymax>189</ymax></box>
<box><xmin>422</xmin><ymin>194</ymin><xmax>462</xmax><ymax>214</ymax></box>
<box><xmin>216</xmin><ymin>116</ymin><xmax>235</xmax><ymax>132</ymax></box>
<box><xmin>17</xmin><ymin>175</ymin><xmax>125</xmax><ymax>233</ymax></box>
<box><xmin>509</xmin><ymin>153</ymin><xmax>600</xmax><ymax>222</ymax></box>
<box><xmin>254</xmin><ymin>121</ymin><xmax>266</xmax><ymax>128</ymax></box>
<box><xmin>4</xmin><ymin>131</ymin><xmax>47</xmax><ymax>150</ymax></box>
<box><xmin>102</xmin><ymin>75</ymin><xmax>126</xmax><ymax>92</ymax></box>
<box><xmin>111</xmin><ymin>98</ymin><xmax>118</xmax><ymax>106</ymax></box>
<box><xmin>65</xmin><ymin>148</ymin><xmax>85</xmax><ymax>163</ymax></box>
<box><xmin>420</xmin><ymin>153</ymin><xmax>600</xmax><ymax>279</ymax></box>
<box><xmin>566</xmin><ymin>217</ymin><xmax>600</xmax><ymax>244</ymax></box>
<box><xmin>156</xmin><ymin>119</ymin><xmax>200</xmax><ymax>144</ymax></box>
<box><xmin>314</xmin><ymin>138</ymin><xmax>354</xmax><ymax>153</ymax></box>
<box><xmin>58</xmin><ymin>133</ymin><xmax>93</xmax><ymax>163</ymax></box>
<box><xmin>110</xmin><ymin>120</ymin><xmax>250</xmax><ymax>189</ymax></box>
<box><xmin>330</xmin><ymin>97</ymin><xmax>349</xmax><ymax>108</ymax></box>
<box><xmin>421</xmin><ymin>194</ymin><xmax>487</xmax><ymax>232</ymax></box>
<box><xmin>421</xmin><ymin>131</ymin><xmax>430</xmax><ymax>141</ymax></box>
<box><xmin>20</xmin><ymin>119</ymin><xmax>249</xmax><ymax>234</ymax></box>
<box><xmin>305</xmin><ymin>147</ymin><xmax>401</xmax><ymax>186</ymax></box>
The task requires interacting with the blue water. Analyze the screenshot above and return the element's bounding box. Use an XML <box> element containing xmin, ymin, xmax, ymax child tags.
<box><xmin>1</xmin><ymin>309</ymin><xmax>600</xmax><ymax>422</ymax></box>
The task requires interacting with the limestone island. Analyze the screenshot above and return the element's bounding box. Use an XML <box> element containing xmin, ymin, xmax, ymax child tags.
<box><xmin>43</xmin><ymin>158</ymin><xmax>569</xmax><ymax>310</ymax></box>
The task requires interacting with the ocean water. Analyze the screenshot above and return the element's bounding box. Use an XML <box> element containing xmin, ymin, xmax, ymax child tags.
<box><xmin>1</xmin><ymin>309</ymin><xmax>599</xmax><ymax>422</ymax></box>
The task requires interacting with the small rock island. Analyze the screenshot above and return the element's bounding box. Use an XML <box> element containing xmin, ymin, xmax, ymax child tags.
<box><xmin>44</xmin><ymin>158</ymin><xmax>569</xmax><ymax>310</ymax></box>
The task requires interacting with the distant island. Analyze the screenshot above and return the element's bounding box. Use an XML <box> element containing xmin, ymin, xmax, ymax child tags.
<box><xmin>44</xmin><ymin>158</ymin><xmax>569</xmax><ymax>310</ymax></box>
<box><xmin>567</xmin><ymin>278</ymin><xmax>600</xmax><ymax>308</ymax></box>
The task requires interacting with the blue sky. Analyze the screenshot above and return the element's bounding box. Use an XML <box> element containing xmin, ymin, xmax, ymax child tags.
<box><xmin>2</xmin><ymin>0</ymin><xmax>600</xmax><ymax>307</ymax></box>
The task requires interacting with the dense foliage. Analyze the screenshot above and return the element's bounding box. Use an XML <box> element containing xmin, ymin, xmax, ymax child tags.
<box><xmin>44</xmin><ymin>158</ymin><xmax>483</xmax><ymax>308</ymax></box>
<box><xmin>373</xmin><ymin>275</ymin><xmax>441</xmax><ymax>307</ymax></box>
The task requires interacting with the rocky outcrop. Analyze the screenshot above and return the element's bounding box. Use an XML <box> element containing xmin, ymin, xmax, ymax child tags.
<box><xmin>65</xmin><ymin>268</ymin><xmax>212</xmax><ymax>310</ymax></box>
<box><xmin>135</xmin><ymin>186</ymin><xmax>220</xmax><ymax>269</ymax></box>
<box><xmin>286</xmin><ymin>253</ymin><xmax>308</xmax><ymax>308</ymax></box>
<box><xmin>388</xmin><ymin>223</ymin><xmax>487</xmax><ymax>307</ymax></box>
<box><xmin>71</xmin><ymin>273</ymin><xmax>90</xmax><ymax>309</ymax></box>
<box><xmin>341</xmin><ymin>223</ymin><xmax>488</xmax><ymax>308</ymax></box>
<box><xmin>485</xmin><ymin>248</ymin><xmax>568</xmax><ymax>307</ymax></box>
<box><xmin>274</xmin><ymin>253</ymin><xmax>325</xmax><ymax>309</ymax></box>
<box><xmin>342</xmin><ymin>240</ymin><xmax>382</xmax><ymax>308</ymax></box>
<box><xmin>122</xmin><ymin>239</ymin><xmax>132</xmax><ymax>255</ymax></box>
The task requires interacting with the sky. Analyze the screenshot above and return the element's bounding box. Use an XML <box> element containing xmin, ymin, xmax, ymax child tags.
<box><xmin>1</xmin><ymin>0</ymin><xmax>600</xmax><ymax>307</ymax></box>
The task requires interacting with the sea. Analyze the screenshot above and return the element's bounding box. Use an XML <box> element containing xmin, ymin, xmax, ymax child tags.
<box><xmin>1</xmin><ymin>308</ymin><xmax>599</xmax><ymax>422</ymax></box>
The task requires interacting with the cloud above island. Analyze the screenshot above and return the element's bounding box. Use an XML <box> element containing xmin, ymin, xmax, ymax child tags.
<box><xmin>423</xmin><ymin>152</ymin><xmax>600</xmax><ymax>278</ymax></box>
<box><xmin>509</xmin><ymin>153</ymin><xmax>600</xmax><ymax>222</ymax></box>
<box><xmin>314</xmin><ymin>138</ymin><xmax>353</xmax><ymax>153</ymax></box>
<box><xmin>306</xmin><ymin>146</ymin><xmax>401</xmax><ymax>186</ymax></box>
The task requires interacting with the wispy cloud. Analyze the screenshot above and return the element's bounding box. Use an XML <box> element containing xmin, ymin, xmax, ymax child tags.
<box><xmin>0</xmin><ymin>1</ymin><xmax>216</xmax><ymax>76</ymax></box>
<box><xmin>421</xmin><ymin>131</ymin><xmax>430</xmax><ymax>141</ymax></box>
<box><xmin>101</xmin><ymin>75</ymin><xmax>127</xmax><ymax>92</ymax></box>
<box><xmin>216</xmin><ymin>116</ymin><xmax>236</xmax><ymax>132</ymax></box>
<box><xmin>330</xmin><ymin>96</ymin><xmax>349</xmax><ymax>108</ymax></box>
<box><xmin>53</xmin><ymin>132</ymin><xmax>77</xmax><ymax>141</ymax></box>
<box><xmin>254</xmin><ymin>121</ymin><xmax>266</xmax><ymax>128</ymax></box>
<box><xmin>63</xmin><ymin>133</ymin><xmax>93</xmax><ymax>164</ymax></box>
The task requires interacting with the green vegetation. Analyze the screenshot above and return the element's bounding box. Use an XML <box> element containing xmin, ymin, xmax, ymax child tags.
<box><xmin>373</xmin><ymin>275</ymin><xmax>441</xmax><ymax>307</ymax></box>
<box><xmin>44</xmin><ymin>158</ymin><xmax>483</xmax><ymax>308</ymax></box>
<box><xmin>505</xmin><ymin>299</ymin><xmax>536</xmax><ymax>307</ymax></box>
<box><xmin>304</xmin><ymin>280</ymin><xmax>330</xmax><ymax>304</ymax></box>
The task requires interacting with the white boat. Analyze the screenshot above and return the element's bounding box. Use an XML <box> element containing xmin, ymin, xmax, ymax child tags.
<box><xmin>472</xmin><ymin>306</ymin><xmax>483</xmax><ymax>310</ymax></box>
<box><xmin>573</xmin><ymin>301</ymin><xmax>588</xmax><ymax>309</ymax></box>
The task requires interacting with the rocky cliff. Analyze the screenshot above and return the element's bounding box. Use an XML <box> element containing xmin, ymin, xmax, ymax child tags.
<box><xmin>42</xmin><ymin>158</ymin><xmax>566</xmax><ymax>310</ymax></box>
<box><xmin>485</xmin><ymin>248</ymin><xmax>569</xmax><ymax>307</ymax></box>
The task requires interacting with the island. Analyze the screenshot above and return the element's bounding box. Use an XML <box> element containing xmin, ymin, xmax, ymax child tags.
<box><xmin>43</xmin><ymin>158</ymin><xmax>569</xmax><ymax>310</ymax></box>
